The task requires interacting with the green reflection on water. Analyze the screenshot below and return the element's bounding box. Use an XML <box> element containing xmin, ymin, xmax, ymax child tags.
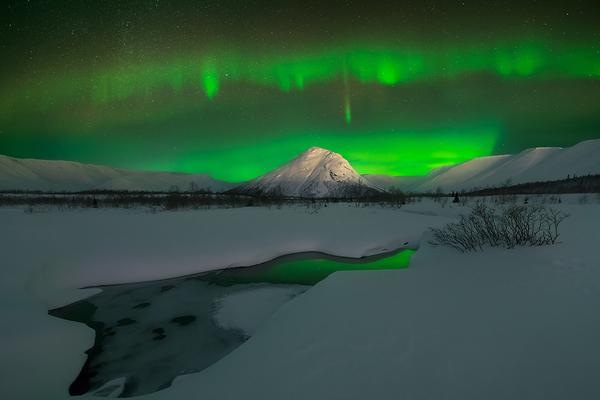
<box><xmin>207</xmin><ymin>249</ymin><xmax>415</xmax><ymax>286</ymax></box>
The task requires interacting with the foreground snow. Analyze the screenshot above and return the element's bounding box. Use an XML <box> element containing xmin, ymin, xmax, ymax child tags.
<box><xmin>1</xmin><ymin>200</ymin><xmax>599</xmax><ymax>399</ymax></box>
<box><xmin>213</xmin><ymin>285</ymin><xmax>308</xmax><ymax>336</ymax></box>
<box><xmin>148</xmin><ymin>203</ymin><xmax>600</xmax><ymax>400</ymax></box>
<box><xmin>0</xmin><ymin>204</ymin><xmax>444</xmax><ymax>399</ymax></box>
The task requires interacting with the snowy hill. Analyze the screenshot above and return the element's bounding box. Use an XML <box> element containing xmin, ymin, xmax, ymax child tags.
<box><xmin>367</xmin><ymin>139</ymin><xmax>600</xmax><ymax>193</ymax></box>
<box><xmin>231</xmin><ymin>147</ymin><xmax>383</xmax><ymax>198</ymax></box>
<box><xmin>0</xmin><ymin>155</ymin><xmax>234</xmax><ymax>192</ymax></box>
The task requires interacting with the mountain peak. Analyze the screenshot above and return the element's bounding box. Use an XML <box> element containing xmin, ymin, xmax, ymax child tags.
<box><xmin>298</xmin><ymin>147</ymin><xmax>334</xmax><ymax>160</ymax></box>
<box><xmin>231</xmin><ymin>147</ymin><xmax>382</xmax><ymax>198</ymax></box>
<box><xmin>305</xmin><ymin>146</ymin><xmax>331</xmax><ymax>153</ymax></box>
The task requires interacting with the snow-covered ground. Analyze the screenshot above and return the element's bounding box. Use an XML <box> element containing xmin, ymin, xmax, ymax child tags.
<box><xmin>0</xmin><ymin>204</ymin><xmax>444</xmax><ymax>399</ymax></box>
<box><xmin>213</xmin><ymin>285</ymin><xmax>308</xmax><ymax>336</ymax></box>
<box><xmin>1</xmin><ymin>199</ymin><xmax>599</xmax><ymax>399</ymax></box>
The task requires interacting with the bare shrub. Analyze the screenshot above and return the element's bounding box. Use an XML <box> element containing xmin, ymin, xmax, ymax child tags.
<box><xmin>430</xmin><ymin>203</ymin><xmax>568</xmax><ymax>252</ymax></box>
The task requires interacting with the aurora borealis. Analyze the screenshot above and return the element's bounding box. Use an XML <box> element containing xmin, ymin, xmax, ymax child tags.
<box><xmin>1</xmin><ymin>1</ymin><xmax>599</xmax><ymax>181</ymax></box>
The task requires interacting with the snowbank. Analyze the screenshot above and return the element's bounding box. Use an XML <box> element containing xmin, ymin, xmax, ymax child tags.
<box><xmin>0</xmin><ymin>204</ymin><xmax>446</xmax><ymax>399</ymax></box>
<box><xmin>2</xmin><ymin>201</ymin><xmax>599</xmax><ymax>399</ymax></box>
<box><xmin>147</xmin><ymin>204</ymin><xmax>600</xmax><ymax>400</ymax></box>
<box><xmin>213</xmin><ymin>285</ymin><xmax>308</xmax><ymax>336</ymax></box>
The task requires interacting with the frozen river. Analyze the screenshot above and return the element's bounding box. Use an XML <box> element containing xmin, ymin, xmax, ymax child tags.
<box><xmin>50</xmin><ymin>249</ymin><xmax>415</xmax><ymax>397</ymax></box>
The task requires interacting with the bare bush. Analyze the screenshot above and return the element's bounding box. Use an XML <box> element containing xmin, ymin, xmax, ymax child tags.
<box><xmin>429</xmin><ymin>203</ymin><xmax>568</xmax><ymax>252</ymax></box>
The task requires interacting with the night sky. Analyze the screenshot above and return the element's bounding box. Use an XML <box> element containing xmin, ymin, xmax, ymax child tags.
<box><xmin>1</xmin><ymin>0</ymin><xmax>599</xmax><ymax>181</ymax></box>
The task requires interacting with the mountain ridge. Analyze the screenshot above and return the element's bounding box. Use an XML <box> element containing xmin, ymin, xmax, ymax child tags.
<box><xmin>365</xmin><ymin>139</ymin><xmax>600</xmax><ymax>192</ymax></box>
<box><xmin>0</xmin><ymin>155</ymin><xmax>234</xmax><ymax>192</ymax></box>
<box><xmin>2</xmin><ymin>138</ymin><xmax>599</xmax><ymax>194</ymax></box>
<box><xmin>230</xmin><ymin>147</ymin><xmax>383</xmax><ymax>198</ymax></box>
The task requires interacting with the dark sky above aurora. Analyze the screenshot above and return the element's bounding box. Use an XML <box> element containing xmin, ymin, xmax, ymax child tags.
<box><xmin>1</xmin><ymin>1</ymin><xmax>599</xmax><ymax>181</ymax></box>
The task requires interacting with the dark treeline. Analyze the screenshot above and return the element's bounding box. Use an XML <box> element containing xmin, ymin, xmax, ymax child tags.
<box><xmin>0</xmin><ymin>190</ymin><xmax>410</xmax><ymax>211</ymax></box>
<box><xmin>3</xmin><ymin>174</ymin><xmax>598</xmax><ymax>211</ymax></box>
<box><xmin>464</xmin><ymin>174</ymin><xmax>600</xmax><ymax>196</ymax></box>
<box><xmin>0</xmin><ymin>188</ymin><xmax>215</xmax><ymax>196</ymax></box>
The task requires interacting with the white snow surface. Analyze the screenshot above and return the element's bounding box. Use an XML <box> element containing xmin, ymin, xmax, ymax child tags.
<box><xmin>0</xmin><ymin>154</ymin><xmax>234</xmax><ymax>192</ymax></box>
<box><xmin>0</xmin><ymin>204</ymin><xmax>442</xmax><ymax>400</ymax></box>
<box><xmin>90</xmin><ymin>377</ymin><xmax>127</xmax><ymax>397</ymax></box>
<box><xmin>233</xmin><ymin>147</ymin><xmax>382</xmax><ymax>197</ymax></box>
<box><xmin>1</xmin><ymin>199</ymin><xmax>600</xmax><ymax>399</ymax></box>
<box><xmin>150</xmin><ymin>203</ymin><xmax>600</xmax><ymax>400</ymax></box>
<box><xmin>368</xmin><ymin>139</ymin><xmax>600</xmax><ymax>192</ymax></box>
<box><xmin>213</xmin><ymin>285</ymin><xmax>308</xmax><ymax>336</ymax></box>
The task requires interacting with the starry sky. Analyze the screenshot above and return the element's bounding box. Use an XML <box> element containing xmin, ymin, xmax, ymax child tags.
<box><xmin>1</xmin><ymin>0</ymin><xmax>599</xmax><ymax>181</ymax></box>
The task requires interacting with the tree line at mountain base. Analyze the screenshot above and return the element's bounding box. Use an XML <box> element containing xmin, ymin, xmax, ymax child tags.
<box><xmin>463</xmin><ymin>174</ymin><xmax>600</xmax><ymax>196</ymax></box>
<box><xmin>1</xmin><ymin>174</ymin><xmax>598</xmax><ymax>212</ymax></box>
<box><xmin>0</xmin><ymin>190</ymin><xmax>409</xmax><ymax>211</ymax></box>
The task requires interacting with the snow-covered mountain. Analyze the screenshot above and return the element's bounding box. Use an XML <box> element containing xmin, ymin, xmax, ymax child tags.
<box><xmin>366</xmin><ymin>139</ymin><xmax>600</xmax><ymax>193</ymax></box>
<box><xmin>0</xmin><ymin>155</ymin><xmax>235</xmax><ymax>192</ymax></box>
<box><xmin>3</xmin><ymin>138</ymin><xmax>599</xmax><ymax>194</ymax></box>
<box><xmin>231</xmin><ymin>147</ymin><xmax>383</xmax><ymax>198</ymax></box>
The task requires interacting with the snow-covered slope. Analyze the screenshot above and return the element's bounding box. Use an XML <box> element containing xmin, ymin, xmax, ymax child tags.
<box><xmin>0</xmin><ymin>155</ymin><xmax>234</xmax><ymax>192</ymax></box>
<box><xmin>231</xmin><ymin>147</ymin><xmax>383</xmax><ymax>198</ymax></box>
<box><xmin>515</xmin><ymin>139</ymin><xmax>600</xmax><ymax>183</ymax></box>
<box><xmin>418</xmin><ymin>139</ymin><xmax>600</xmax><ymax>192</ymax></box>
<box><xmin>417</xmin><ymin>154</ymin><xmax>513</xmax><ymax>192</ymax></box>
<box><xmin>369</xmin><ymin>139</ymin><xmax>600</xmax><ymax>193</ymax></box>
<box><xmin>165</xmin><ymin>205</ymin><xmax>600</xmax><ymax>400</ymax></box>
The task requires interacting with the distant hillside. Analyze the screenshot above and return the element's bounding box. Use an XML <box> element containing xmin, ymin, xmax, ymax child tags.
<box><xmin>0</xmin><ymin>155</ymin><xmax>235</xmax><ymax>192</ymax></box>
<box><xmin>367</xmin><ymin>139</ymin><xmax>600</xmax><ymax>193</ymax></box>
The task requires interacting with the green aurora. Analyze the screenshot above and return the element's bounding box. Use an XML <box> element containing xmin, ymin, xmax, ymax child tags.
<box><xmin>1</xmin><ymin>1</ymin><xmax>599</xmax><ymax>181</ymax></box>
